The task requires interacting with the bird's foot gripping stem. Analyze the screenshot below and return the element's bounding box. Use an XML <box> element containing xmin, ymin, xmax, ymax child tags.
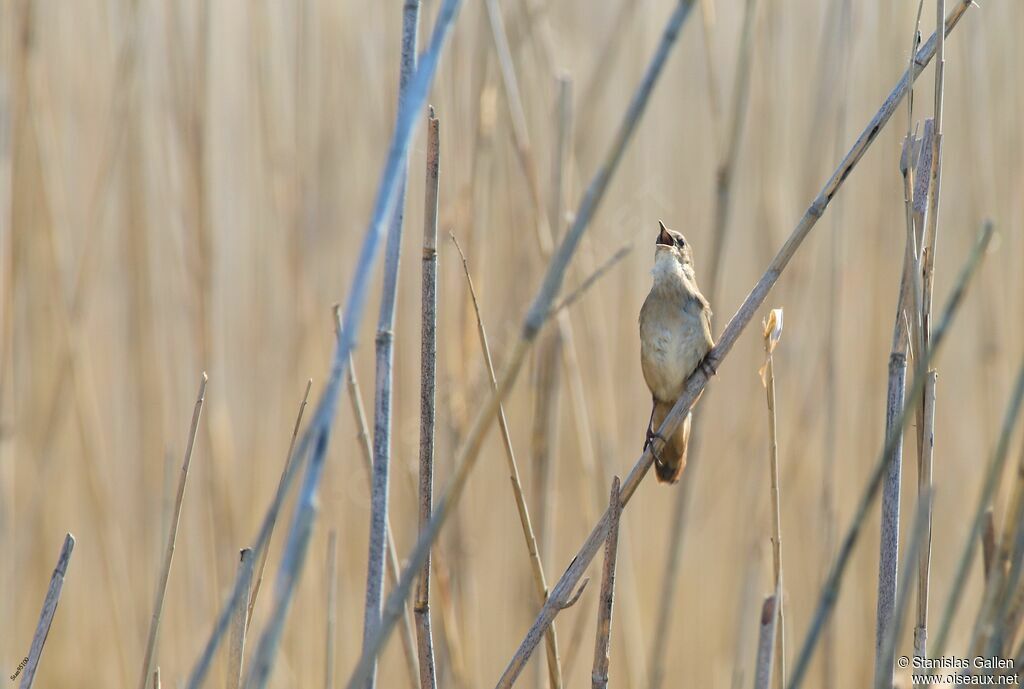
<box><xmin>644</xmin><ymin>429</ymin><xmax>666</xmax><ymax>465</ymax></box>
<box><xmin>698</xmin><ymin>352</ymin><xmax>719</xmax><ymax>380</ymax></box>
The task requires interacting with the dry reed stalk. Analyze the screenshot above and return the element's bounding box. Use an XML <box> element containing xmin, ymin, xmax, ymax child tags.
<box><xmin>533</xmin><ymin>331</ymin><xmax>562</xmax><ymax>562</ymax></box>
<box><xmin>591</xmin><ymin>478</ymin><xmax>622</xmax><ymax>689</ymax></box>
<box><xmin>415</xmin><ymin>108</ymin><xmax>440</xmax><ymax>689</ymax></box>
<box><xmin>932</xmin><ymin>358</ymin><xmax>1024</xmax><ymax>658</ymax></box>
<box><xmin>451</xmin><ymin>233</ymin><xmax>564</xmax><ymax>688</ymax></box>
<box><xmin>228</xmin><ymin>549</ymin><xmax>254</xmax><ymax>689</ymax></box>
<box><xmin>502</xmin><ymin>9</ymin><xmax>976</xmax><ymax>688</ymax></box>
<box><xmin>906</xmin><ymin>125</ymin><xmax>930</xmax><ymax>682</ymax></box>
<box><xmin>965</xmin><ymin>361</ymin><xmax>1024</xmax><ymax>659</ymax></box>
<box><xmin>344</xmin><ymin>3</ymin><xmax>696</xmax><ymax>685</ymax></box>
<box><xmin>913</xmin><ymin>0</ymin><xmax>948</xmax><ymax>659</ymax></box>
<box><xmin>875</xmin><ymin>151</ymin><xmax>914</xmax><ymax>680</ymax></box>
<box><xmin>334</xmin><ymin>326</ymin><xmax>420</xmax><ymax>688</ymax></box>
<box><xmin>761</xmin><ymin>309</ymin><xmax>786</xmax><ymax>689</ymax></box>
<box><xmin>138</xmin><ymin>373</ymin><xmax>208</xmax><ymax>689</ymax></box>
<box><xmin>788</xmin><ymin>221</ymin><xmax>993</xmax><ymax>689</ymax></box>
<box><xmin>874</xmin><ymin>492</ymin><xmax>933</xmax><ymax>689</ymax></box>
<box><xmin>982</xmin><ymin>508</ymin><xmax>997</xmax><ymax>580</ymax></box>
<box><xmin>363</xmin><ymin>2</ymin><xmax>422</xmax><ymax>687</ymax></box>
<box><xmin>648</xmin><ymin>0</ymin><xmax>759</xmax><ymax>682</ymax></box>
<box><xmin>335</xmin><ymin>306</ymin><xmax>420</xmax><ymax>687</ymax></box>
<box><xmin>153</xmin><ymin>668</ymin><xmax>161</xmax><ymax>689</ymax></box>
<box><xmin>326</xmin><ymin>532</ymin><xmax>338</xmax><ymax>689</ymax></box>
<box><xmin>247</xmin><ymin>379</ymin><xmax>312</xmax><ymax>630</ymax></box>
<box><xmin>753</xmin><ymin>596</ymin><xmax>778</xmax><ymax>689</ymax></box>
<box><xmin>19</xmin><ymin>533</ymin><xmax>74</xmax><ymax>689</ymax></box>
<box><xmin>533</xmin><ymin>330</ymin><xmax>564</xmax><ymax>689</ymax></box>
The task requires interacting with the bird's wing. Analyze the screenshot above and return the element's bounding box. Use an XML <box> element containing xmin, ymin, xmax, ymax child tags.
<box><xmin>683</xmin><ymin>292</ymin><xmax>715</xmax><ymax>350</ymax></box>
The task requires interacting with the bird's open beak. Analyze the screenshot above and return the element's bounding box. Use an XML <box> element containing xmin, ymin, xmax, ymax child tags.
<box><xmin>656</xmin><ymin>221</ymin><xmax>673</xmax><ymax>247</ymax></box>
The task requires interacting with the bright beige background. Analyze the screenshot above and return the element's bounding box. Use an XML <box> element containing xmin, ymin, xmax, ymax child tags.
<box><xmin>3</xmin><ymin>1</ymin><xmax>1022</xmax><ymax>687</ymax></box>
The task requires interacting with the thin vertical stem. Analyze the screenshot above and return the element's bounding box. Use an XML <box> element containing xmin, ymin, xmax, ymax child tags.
<box><xmin>138</xmin><ymin>373</ymin><xmax>208</xmax><ymax>689</ymax></box>
<box><xmin>19</xmin><ymin>533</ymin><xmax>75</xmax><ymax>689</ymax></box>
<box><xmin>914</xmin><ymin>0</ymin><xmax>946</xmax><ymax>658</ymax></box>
<box><xmin>227</xmin><ymin>549</ymin><xmax>253</xmax><ymax>689</ymax></box>
<box><xmin>362</xmin><ymin>3</ymin><xmax>421</xmax><ymax>688</ymax></box>
<box><xmin>591</xmin><ymin>478</ymin><xmax>622</xmax><ymax>689</ymax></box>
<box><xmin>533</xmin><ymin>329</ymin><xmax>564</xmax><ymax>689</ymax></box>
<box><xmin>414</xmin><ymin>107</ymin><xmax>440</xmax><ymax>689</ymax></box>
<box><xmin>337</xmin><ymin>309</ymin><xmax>420</xmax><ymax>689</ymax></box>
<box><xmin>762</xmin><ymin>310</ymin><xmax>786</xmax><ymax>689</ymax></box>
<box><xmin>875</xmin><ymin>493</ymin><xmax>933</xmax><ymax>689</ymax></box>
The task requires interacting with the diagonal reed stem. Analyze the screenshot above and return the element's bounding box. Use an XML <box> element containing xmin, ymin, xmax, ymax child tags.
<box><xmin>19</xmin><ymin>533</ymin><xmax>75</xmax><ymax>689</ymax></box>
<box><xmin>450</xmin><ymin>232</ymin><xmax>563</xmax><ymax>687</ymax></box>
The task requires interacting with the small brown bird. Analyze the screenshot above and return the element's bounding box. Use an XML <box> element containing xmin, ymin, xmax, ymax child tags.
<box><xmin>639</xmin><ymin>221</ymin><xmax>715</xmax><ymax>483</ymax></box>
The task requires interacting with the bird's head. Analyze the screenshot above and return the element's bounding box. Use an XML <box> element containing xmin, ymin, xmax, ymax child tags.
<box><xmin>654</xmin><ymin>220</ymin><xmax>694</xmax><ymax>269</ymax></box>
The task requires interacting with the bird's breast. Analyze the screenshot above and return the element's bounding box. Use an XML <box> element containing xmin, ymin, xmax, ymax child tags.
<box><xmin>640</xmin><ymin>299</ymin><xmax>708</xmax><ymax>403</ymax></box>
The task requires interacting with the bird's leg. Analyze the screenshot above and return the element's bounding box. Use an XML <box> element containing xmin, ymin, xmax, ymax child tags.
<box><xmin>643</xmin><ymin>400</ymin><xmax>666</xmax><ymax>466</ymax></box>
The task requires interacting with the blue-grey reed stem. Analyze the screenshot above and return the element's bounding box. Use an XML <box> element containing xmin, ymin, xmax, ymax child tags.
<box><xmin>183</xmin><ymin>1</ymin><xmax>463</xmax><ymax>686</ymax></box>
<box><xmin>914</xmin><ymin>0</ymin><xmax>947</xmax><ymax>661</ymax></box>
<box><xmin>345</xmin><ymin>4</ymin><xmax>699</xmax><ymax>688</ymax></box>
<box><xmin>874</xmin><ymin>491</ymin><xmax>933</xmax><ymax>689</ymax></box>
<box><xmin>874</xmin><ymin>259</ymin><xmax>912</xmax><ymax>681</ymax></box>
<box><xmin>787</xmin><ymin>220</ymin><xmax>993</xmax><ymax>689</ymax></box>
<box><xmin>591</xmin><ymin>478</ymin><xmax>622</xmax><ymax>689</ymax></box>
<box><xmin>20</xmin><ymin>533</ymin><xmax>75</xmax><ymax>689</ymax></box>
<box><xmin>363</xmin><ymin>2</ymin><xmax>421</xmax><ymax>688</ymax></box>
<box><xmin>753</xmin><ymin>596</ymin><xmax>778</xmax><ymax>689</ymax></box>
<box><xmin>500</xmin><ymin>6</ymin><xmax>974</xmax><ymax>687</ymax></box>
<box><xmin>414</xmin><ymin>109</ymin><xmax>440</xmax><ymax>689</ymax></box>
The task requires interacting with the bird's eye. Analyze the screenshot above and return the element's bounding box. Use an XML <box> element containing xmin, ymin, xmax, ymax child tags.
<box><xmin>675</xmin><ymin>237</ymin><xmax>684</xmax><ymax>247</ymax></box>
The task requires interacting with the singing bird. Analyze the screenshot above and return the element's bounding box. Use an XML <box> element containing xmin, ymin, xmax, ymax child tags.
<box><xmin>639</xmin><ymin>221</ymin><xmax>715</xmax><ymax>483</ymax></box>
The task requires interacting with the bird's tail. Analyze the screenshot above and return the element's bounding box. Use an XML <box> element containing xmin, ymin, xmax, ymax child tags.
<box><xmin>652</xmin><ymin>406</ymin><xmax>691</xmax><ymax>484</ymax></box>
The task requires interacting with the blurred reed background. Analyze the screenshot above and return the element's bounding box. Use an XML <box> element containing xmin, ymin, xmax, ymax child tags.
<box><xmin>2</xmin><ymin>0</ymin><xmax>1023</xmax><ymax>688</ymax></box>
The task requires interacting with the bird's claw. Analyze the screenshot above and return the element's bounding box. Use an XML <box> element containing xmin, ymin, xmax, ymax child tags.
<box><xmin>644</xmin><ymin>430</ymin><xmax>666</xmax><ymax>465</ymax></box>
